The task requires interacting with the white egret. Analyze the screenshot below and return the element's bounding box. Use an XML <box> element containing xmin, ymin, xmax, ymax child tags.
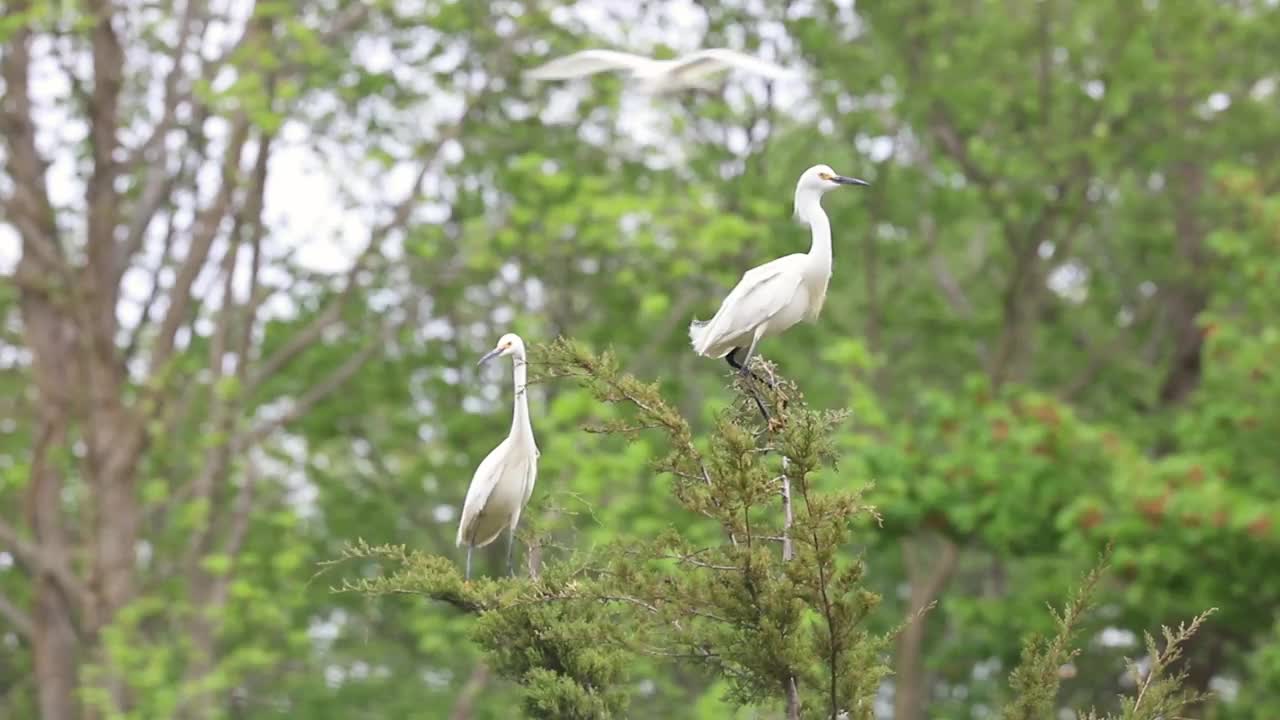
<box><xmin>689</xmin><ymin>165</ymin><xmax>869</xmax><ymax>380</ymax></box>
<box><xmin>456</xmin><ymin>333</ymin><xmax>540</xmax><ymax>579</ymax></box>
<box><xmin>524</xmin><ymin>48</ymin><xmax>796</xmax><ymax>94</ymax></box>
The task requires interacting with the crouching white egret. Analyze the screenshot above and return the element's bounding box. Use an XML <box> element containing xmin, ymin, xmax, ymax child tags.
<box><xmin>689</xmin><ymin>165</ymin><xmax>869</xmax><ymax>380</ymax></box>
<box><xmin>457</xmin><ymin>333</ymin><xmax>540</xmax><ymax>579</ymax></box>
<box><xmin>524</xmin><ymin>48</ymin><xmax>796</xmax><ymax>94</ymax></box>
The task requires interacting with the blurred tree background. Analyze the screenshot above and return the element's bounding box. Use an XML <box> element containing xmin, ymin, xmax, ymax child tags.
<box><xmin>1</xmin><ymin>0</ymin><xmax>1278</xmax><ymax>718</ymax></box>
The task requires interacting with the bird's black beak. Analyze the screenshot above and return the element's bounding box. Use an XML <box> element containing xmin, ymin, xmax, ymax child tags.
<box><xmin>834</xmin><ymin>176</ymin><xmax>870</xmax><ymax>186</ymax></box>
<box><xmin>477</xmin><ymin>347</ymin><xmax>502</xmax><ymax>366</ymax></box>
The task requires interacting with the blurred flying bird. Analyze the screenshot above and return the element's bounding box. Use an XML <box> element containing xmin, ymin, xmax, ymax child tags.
<box><xmin>456</xmin><ymin>333</ymin><xmax>539</xmax><ymax>579</ymax></box>
<box><xmin>689</xmin><ymin>165</ymin><xmax>869</xmax><ymax>381</ymax></box>
<box><xmin>525</xmin><ymin>48</ymin><xmax>796</xmax><ymax>94</ymax></box>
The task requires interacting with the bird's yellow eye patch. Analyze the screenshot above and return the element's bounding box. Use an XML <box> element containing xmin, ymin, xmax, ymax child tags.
<box><xmin>818</xmin><ymin>172</ymin><xmax>832</xmax><ymax>181</ymax></box>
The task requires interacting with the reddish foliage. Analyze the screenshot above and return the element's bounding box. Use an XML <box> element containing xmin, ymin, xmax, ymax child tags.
<box><xmin>923</xmin><ymin>510</ymin><xmax>951</xmax><ymax>532</ymax></box>
<box><xmin>990</xmin><ymin>419</ymin><xmax>1010</xmax><ymax>442</ymax></box>
<box><xmin>1137</xmin><ymin>495</ymin><xmax>1168</xmax><ymax>525</ymax></box>
<box><xmin>1212</xmin><ymin>509</ymin><xmax>1230</xmax><ymax>528</ymax></box>
<box><xmin>1248</xmin><ymin>516</ymin><xmax>1272</xmax><ymax>539</ymax></box>
<box><xmin>1029</xmin><ymin>402</ymin><xmax>1062</xmax><ymax>427</ymax></box>
<box><xmin>1185</xmin><ymin>465</ymin><xmax>1206</xmax><ymax>486</ymax></box>
<box><xmin>1101</xmin><ymin>432</ymin><xmax>1123</xmax><ymax>454</ymax></box>
<box><xmin>1078</xmin><ymin>507</ymin><xmax>1105</xmax><ymax>530</ymax></box>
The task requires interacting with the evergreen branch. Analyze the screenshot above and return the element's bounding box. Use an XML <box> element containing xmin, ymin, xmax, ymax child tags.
<box><xmin>1119</xmin><ymin>608</ymin><xmax>1217</xmax><ymax>720</ymax></box>
<box><xmin>1002</xmin><ymin>552</ymin><xmax>1110</xmax><ymax>720</ymax></box>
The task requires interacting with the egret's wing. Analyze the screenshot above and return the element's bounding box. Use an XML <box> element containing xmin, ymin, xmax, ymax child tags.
<box><xmin>513</xmin><ymin>456</ymin><xmax>538</xmax><ymax>530</ymax></box>
<box><xmin>523</xmin><ymin>459</ymin><xmax>538</xmax><ymax>506</ymax></box>
<box><xmin>668</xmin><ymin>48</ymin><xmax>793</xmax><ymax>83</ymax></box>
<box><xmin>456</xmin><ymin>439</ymin><xmax>512</xmax><ymax>547</ymax></box>
<box><xmin>692</xmin><ymin>255</ymin><xmax>806</xmax><ymax>354</ymax></box>
<box><xmin>524</xmin><ymin>49</ymin><xmax>656</xmax><ymax>80</ymax></box>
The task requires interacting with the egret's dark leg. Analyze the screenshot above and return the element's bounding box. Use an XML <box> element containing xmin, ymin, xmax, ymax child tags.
<box><xmin>726</xmin><ymin>347</ymin><xmax>773</xmax><ymax>387</ymax></box>
<box><xmin>725</xmin><ymin>347</ymin><xmax>743</xmax><ymax>371</ymax></box>
<box><xmin>727</xmin><ymin>355</ymin><xmax>770</xmax><ymax>424</ymax></box>
<box><xmin>505</xmin><ymin>527</ymin><xmax>516</xmax><ymax>577</ymax></box>
<box><xmin>465</xmin><ymin>545</ymin><xmax>473</xmax><ymax>581</ymax></box>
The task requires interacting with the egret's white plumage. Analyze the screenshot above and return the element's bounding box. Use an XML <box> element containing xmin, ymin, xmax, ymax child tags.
<box><xmin>690</xmin><ymin>165</ymin><xmax>868</xmax><ymax>372</ymax></box>
<box><xmin>525</xmin><ymin>48</ymin><xmax>796</xmax><ymax>94</ymax></box>
<box><xmin>457</xmin><ymin>333</ymin><xmax>539</xmax><ymax>579</ymax></box>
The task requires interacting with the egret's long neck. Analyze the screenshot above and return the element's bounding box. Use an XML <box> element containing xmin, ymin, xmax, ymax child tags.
<box><xmin>795</xmin><ymin>190</ymin><xmax>832</xmax><ymax>273</ymax></box>
<box><xmin>510</xmin><ymin>353</ymin><xmax>533</xmax><ymax>440</ymax></box>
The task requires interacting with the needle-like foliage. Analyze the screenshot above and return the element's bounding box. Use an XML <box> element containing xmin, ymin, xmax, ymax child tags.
<box><xmin>1003</xmin><ymin>552</ymin><xmax>1217</xmax><ymax>720</ymax></box>
<box><xmin>335</xmin><ymin>338</ymin><xmax>889</xmax><ymax>718</ymax></box>
<box><xmin>333</xmin><ymin>338</ymin><xmax>1212</xmax><ymax>719</ymax></box>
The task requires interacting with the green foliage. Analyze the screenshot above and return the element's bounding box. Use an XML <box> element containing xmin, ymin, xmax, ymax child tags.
<box><xmin>2</xmin><ymin>0</ymin><xmax>1277</xmax><ymax>717</ymax></box>
<box><xmin>1004</xmin><ymin>555</ymin><xmax>1216</xmax><ymax>720</ymax></box>
<box><xmin>341</xmin><ymin>341</ymin><xmax>1218</xmax><ymax>719</ymax></box>
<box><xmin>1003</xmin><ymin>560</ymin><xmax>1108</xmax><ymax>720</ymax></box>
<box><xmin>339</xmin><ymin>340</ymin><xmax>891</xmax><ymax>719</ymax></box>
<box><xmin>335</xmin><ymin>540</ymin><xmax>629</xmax><ymax>718</ymax></box>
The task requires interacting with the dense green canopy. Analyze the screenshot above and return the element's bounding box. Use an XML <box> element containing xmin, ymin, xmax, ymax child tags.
<box><xmin>1</xmin><ymin>0</ymin><xmax>1278</xmax><ymax>718</ymax></box>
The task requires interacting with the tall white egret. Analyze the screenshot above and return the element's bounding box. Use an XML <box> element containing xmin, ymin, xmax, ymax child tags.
<box><xmin>524</xmin><ymin>48</ymin><xmax>796</xmax><ymax>94</ymax></box>
<box><xmin>689</xmin><ymin>165</ymin><xmax>869</xmax><ymax>380</ymax></box>
<box><xmin>456</xmin><ymin>333</ymin><xmax>539</xmax><ymax>579</ymax></box>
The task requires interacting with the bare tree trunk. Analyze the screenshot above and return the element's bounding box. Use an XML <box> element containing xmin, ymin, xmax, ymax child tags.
<box><xmin>88</xmin><ymin>425</ymin><xmax>144</xmax><ymax>716</ymax></box>
<box><xmin>28</xmin><ymin>412</ymin><xmax>81</xmax><ymax>720</ymax></box>
<box><xmin>893</xmin><ymin>536</ymin><xmax>959</xmax><ymax>720</ymax></box>
<box><xmin>784</xmin><ymin>677</ymin><xmax>801</xmax><ymax>720</ymax></box>
<box><xmin>0</xmin><ymin>2</ymin><xmax>455</xmax><ymax>716</ymax></box>
<box><xmin>5</xmin><ymin>10</ymin><xmax>84</xmax><ymax>710</ymax></box>
<box><xmin>1156</xmin><ymin>162</ymin><xmax>1208</xmax><ymax>408</ymax></box>
<box><xmin>449</xmin><ymin>664</ymin><xmax>492</xmax><ymax>720</ymax></box>
<box><xmin>31</xmin><ymin>575</ymin><xmax>80</xmax><ymax>720</ymax></box>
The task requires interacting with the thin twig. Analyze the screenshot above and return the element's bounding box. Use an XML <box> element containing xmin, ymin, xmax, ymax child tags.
<box><xmin>781</xmin><ymin>469</ymin><xmax>794</xmax><ymax>563</ymax></box>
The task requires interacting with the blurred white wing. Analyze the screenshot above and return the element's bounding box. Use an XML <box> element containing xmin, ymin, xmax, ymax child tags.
<box><xmin>525</xmin><ymin>49</ymin><xmax>660</xmax><ymax>80</ymax></box>
<box><xmin>690</xmin><ymin>254</ymin><xmax>806</xmax><ymax>356</ymax></box>
<box><xmin>510</xmin><ymin>455</ymin><xmax>538</xmax><ymax>533</ymax></box>
<box><xmin>668</xmin><ymin>48</ymin><xmax>794</xmax><ymax>83</ymax></box>
<box><xmin>455</xmin><ymin>438</ymin><xmax>511</xmax><ymax>547</ymax></box>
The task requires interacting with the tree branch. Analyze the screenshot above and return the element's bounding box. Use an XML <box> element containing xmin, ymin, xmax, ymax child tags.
<box><xmin>0</xmin><ymin>9</ymin><xmax>64</xmax><ymax>273</ymax></box>
<box><xmin>123</xmin><ymin>209</ymin><xmax>178</xmax><ymax>366</ymax></box>
<box><xmin>780</xmin><ymin>471</ymin><xmax>794</xmax><ymax>562</ymax></box>
<box><xmin>0</xmin><ymin>519</ymin><xmax>89</xmax><ymax>612</ymax></box>
<box><xmin>119</xmin><ymin>0</ymin><xmax>217</xmax><ymax>278</ymax></box>
<box><xmin>185</xmin><ymin>131</ymin><xmax>274</xmax><ymax>568</ymax></box>
<box><xmin>239</xmin><ymin>313</ymin><xmax>409</xmax><ymax>449</ymax></box>
<box><xmin>246</xmin><ymin>130</ymin><xmax>459</xmax><ymax>394</ymax></box>
<box><xmin>84</xmin><ymin>0</ymin><xmax>127</xmax><ymax>352</ymax></box>
<box><xmin>0</xmin><ymin>590</ymin><xmax>33</xmax><ymax>641</ymax></box>
<box><xmin>147</xmin><ymin>116</ymin><xmax>251</xmax><ymax>375</ymax></box>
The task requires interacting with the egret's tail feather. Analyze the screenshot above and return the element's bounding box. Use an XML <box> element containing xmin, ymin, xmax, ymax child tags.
<box><xmin>689</xmin><ymin>318</ymin><xmax>710</xmax><ymax>353</ymax></box>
